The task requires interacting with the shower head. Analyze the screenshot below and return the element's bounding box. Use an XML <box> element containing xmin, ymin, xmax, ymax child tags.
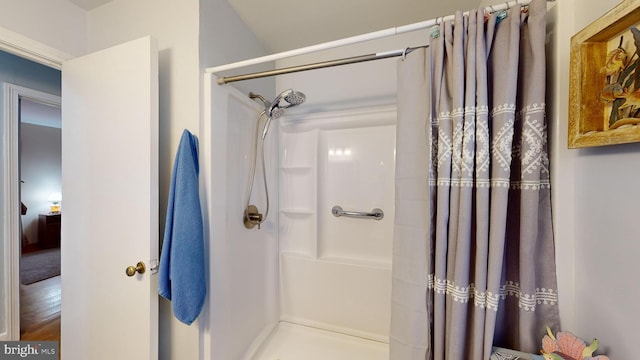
<box><xmin>249</xmin><ymin>89</ymin><xmax>306</xmax><ymax>119</ymax></box>
<box><xmin>278</xmin><ymin>89</ymin><xmax>306</xmax><ymax>107</ymax></box>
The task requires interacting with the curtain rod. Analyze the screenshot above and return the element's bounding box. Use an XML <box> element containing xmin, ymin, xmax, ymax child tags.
<box><xmin>207</xmin><ymin>0</ymin><xmax>555</xmax><ymax>82</ymax></box>
<box><xmin>215</xmin><ymin>46</ymin><xmax>426</xmax><ymax>84</ymax></box>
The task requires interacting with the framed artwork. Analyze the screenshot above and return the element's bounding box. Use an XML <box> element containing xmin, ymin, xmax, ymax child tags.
<box><xmin>569</xmin><ymin>0</ymin><xmax>640</xmax><ymax>148</ymax></box>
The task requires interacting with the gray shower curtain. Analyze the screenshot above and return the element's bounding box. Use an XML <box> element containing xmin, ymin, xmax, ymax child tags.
<box><xmin>390</xmin><ymin>0</ymin><xmax>560</xmax><ymax>359</ymax></box>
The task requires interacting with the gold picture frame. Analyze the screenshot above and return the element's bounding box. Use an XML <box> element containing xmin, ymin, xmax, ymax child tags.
<box><xmin>569</xmin><ymin>0</ymin><xmax>640</xmax><ymax>148</ymax></box>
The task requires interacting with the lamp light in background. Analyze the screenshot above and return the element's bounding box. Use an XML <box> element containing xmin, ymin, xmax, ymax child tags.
<box><xmin>48</xmin><ymin>192</ymin><xmax>62</xmax><ymax>213</ymax></box>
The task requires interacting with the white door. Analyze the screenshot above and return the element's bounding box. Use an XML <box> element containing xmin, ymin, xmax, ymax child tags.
<box><xmin>60</xmin><ymin>36</ymin><xmax>159</xmax><ymax>359</ymax></box>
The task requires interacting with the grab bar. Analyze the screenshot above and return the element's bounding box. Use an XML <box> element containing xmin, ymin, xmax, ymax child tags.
<box><xmin>331</xmin><ymin>205</ymin><xmax>384</xmax><ymax>221</ymax></box>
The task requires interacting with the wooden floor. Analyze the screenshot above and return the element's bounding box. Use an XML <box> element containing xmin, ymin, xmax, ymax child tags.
<box><xmin>20</xmin><ymin>275</ymin><xmax>61</xmax><ymax>342</ymax></box>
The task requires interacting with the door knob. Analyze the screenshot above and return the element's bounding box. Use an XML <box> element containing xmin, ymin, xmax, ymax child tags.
<box><xmin>125</xmin><ymin>261</ymin><xmax>146</xmax><ymax>277</ymax></box>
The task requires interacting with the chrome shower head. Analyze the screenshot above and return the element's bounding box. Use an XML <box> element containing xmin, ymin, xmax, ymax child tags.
<box><xmin>280</xmin><ymin>89</ymin><xmax>306</xmax><ymax>107</ymax></box>
<box><xmin>249</xmin><ymin>89</ymin><xmax>306</xmax><ymax>119</ymax></box>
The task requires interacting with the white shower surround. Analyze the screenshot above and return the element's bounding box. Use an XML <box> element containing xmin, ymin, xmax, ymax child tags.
<box><xmin>206</xmin><ymin>74</ymin><xmax>396</xmax><ymax>359</ymax></box>
<box><xmin>207</xmin><ymin>80</ymin><xmax>280</xmax><ymax>360</ymax></box>
<box><xmin>276</xmin><ymin>105</ymin><xmax>396</xmax><ymax>334</ymax></box>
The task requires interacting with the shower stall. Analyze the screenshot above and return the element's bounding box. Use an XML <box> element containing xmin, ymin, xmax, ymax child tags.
<box><xmin>205</xmin><ymin>62</ymin><xmax>399</xmax><ymax>358</ymax></box>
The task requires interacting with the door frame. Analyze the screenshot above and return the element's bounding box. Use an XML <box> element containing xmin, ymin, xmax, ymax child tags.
<box><xmin>0</xmin><ymin>26</ymin><xmax>72</xmax><ymax>71</ymax></box>
<box><xmin>2</xmin><ymin>84</ymin><xmax>61</xmax><ymax>340</ymax></box>
<box><xmin>0</xmin><ymin>28</ymin><xmax>68</xmax><ymax>341</ymax></box>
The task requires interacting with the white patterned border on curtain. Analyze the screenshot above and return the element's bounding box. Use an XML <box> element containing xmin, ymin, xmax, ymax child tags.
<box><xmin>428</xmin><ymin>275</ymin><xmax>558</xmax><ymax>311</ymax></box>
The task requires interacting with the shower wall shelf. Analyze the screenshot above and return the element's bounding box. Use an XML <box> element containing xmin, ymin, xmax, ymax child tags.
<box><xmin>280</xmin><ymin>208</ymin><xmax>315</xmax><ymax>214</ymax></box>
<box><xmin>280</xmin><ymin>166</ymin><xmax>313</xmax><ymax>171</ymax></box>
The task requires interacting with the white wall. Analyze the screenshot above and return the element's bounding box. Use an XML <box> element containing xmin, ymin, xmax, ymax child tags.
<box><xmin>199</xmin><ymin>0</ymin><xmax>274</xmax><ymax>98</ymax></box>
<box><xmin>87</xmin><ymin>0</ymin><xmax>201</xmax><ymax>193</ymax></box>
<box><xmin>20</xmin><ymin>123</ymin><xmax>62</xmax><ymax>246</ymax></box>
<box><xmin>0</xmin><ymin>0</ymin><xmax>86</xmax><ymax>57</ymax></box>
<box><xmin>547</xmin><ymin>0</ymin><xmax>577</xmax><ymax>334</ymax></box>
<box><xmin>562</xmin><ymin>1</ymin><xmax>639</xmax><ymax>358</ymax></box>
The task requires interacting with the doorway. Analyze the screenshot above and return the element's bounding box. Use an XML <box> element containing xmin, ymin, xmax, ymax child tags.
<box><xmin>18</xmin><ymin>98</ymin><xmax>62</xmax><ymax>341</ymax></box>
<box><xmin>2</xmin><ymin>33</ymin><xmax>161</xmax><ymax>358</ymax></box>
<box><xmin>2</xmin><ymin>56</ymin><xmax>61</xmax><ymax>340</ymax></box>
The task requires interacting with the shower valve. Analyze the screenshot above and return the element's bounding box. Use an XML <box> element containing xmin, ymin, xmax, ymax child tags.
<box><xmin>244</xmin><ymin>204</ymin><xmax>263</xmax><ymax>229</ymax></box>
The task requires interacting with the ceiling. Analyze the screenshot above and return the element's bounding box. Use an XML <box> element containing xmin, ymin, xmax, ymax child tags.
<box><xmin>68</xmin><ymin>0</ymin><xmax>490</xmax><ymax>53</ymax></box>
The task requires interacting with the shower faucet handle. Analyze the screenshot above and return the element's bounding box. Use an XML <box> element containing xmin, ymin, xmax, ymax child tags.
<box><xmin>244</xmin><ymin>204</ymin><xmax>263</xmax><ymax>229</ymax></box>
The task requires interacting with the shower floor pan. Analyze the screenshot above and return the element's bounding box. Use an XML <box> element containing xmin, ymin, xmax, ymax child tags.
<box><xmin>252</xmin><ymin>321</ymin><xmax>389</xmax><ymax>360</ymax></box>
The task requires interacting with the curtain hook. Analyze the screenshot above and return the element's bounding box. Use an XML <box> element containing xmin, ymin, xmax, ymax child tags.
<box><xmin>430</xmin><ymin>18</ymin><xmax>441</xmax><ymax>38</ymax></box>
<box><xmin>495</xmin><ymin>3</ymin><xmax>509</xmax><ymax>23</ymax></box>
<box><xmin>402</xmin><ymin>47</ymin><xmax>410</xmax><ymax>61</ymax></box>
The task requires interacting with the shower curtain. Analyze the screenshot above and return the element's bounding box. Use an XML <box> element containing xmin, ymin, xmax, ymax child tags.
<box><xmin>389</xmin><ymin>0</ymin><xmax>560</xmax><ymax>359</ymax></box>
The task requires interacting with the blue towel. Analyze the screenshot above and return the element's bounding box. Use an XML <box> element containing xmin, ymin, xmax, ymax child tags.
<box><xmin>158</xmin><ymin>129</ymin><xmax>205</xmax><ymax>325</ymax></box>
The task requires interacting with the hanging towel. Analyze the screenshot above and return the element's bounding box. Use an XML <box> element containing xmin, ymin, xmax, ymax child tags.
<box><xmin>158</xmin><ymin>129</ymin><xmax>206</xmax><ymax>325</ymax></box>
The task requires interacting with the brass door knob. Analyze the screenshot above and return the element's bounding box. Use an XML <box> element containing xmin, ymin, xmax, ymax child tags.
<box><xmin>125</xmin><ymin>261</ymin><xmax>146</xmax><ymax>277</ymax></box>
